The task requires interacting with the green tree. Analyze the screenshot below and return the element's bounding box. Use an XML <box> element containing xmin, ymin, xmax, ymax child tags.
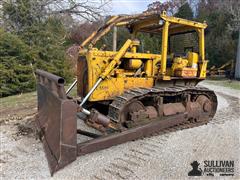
<box><xmin>2</xmin><ymin>0</ymin><xmax>43</xmax><ymax>33</ymax></box>
<box><xmin>175</xmin><ymin>2</ymin><xmax>193</xmax><ymax>19</ymax></box>
<box><xmin>20</xmin><ymin>17</ymin><xmax>72</xmax><ymax>79</ymax></box>
<box><xmin>1</xmin><ymin>1</ymin><xmax>73</xmax><ymax>97</ymax></box>
<box><xmin>196</xmin><ymin>1</ymin><xmax>237</xmax><ymax>67</ymax></box>
<box><xmin>0</xmin><ymin>29</ymin><xmax>35</xmax><ymax>97</ymax></box>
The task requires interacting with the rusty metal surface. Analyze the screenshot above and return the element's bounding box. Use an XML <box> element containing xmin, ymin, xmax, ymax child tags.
<box><xmin>77</xmin><ymin>113</ymin><xmax>187</xmax><ymax>156</ymax></box>
<box><xmin>36</xmin><ymin>70</ymin><xmax>78</xmax><ymax>175</ymax></box>
<box><xmin>76</xmin><ymin>85</ymin><xmax>217</xmax><ymax>160</ymax></box>
<box><xmin>77</xmin><ymin>57</ymin><xmax>88</xmax><ymax>98</ymax></box>
<box><xmin>77</xmin><ymin>129</ymin><xmax>101</xmax><ymax>138</ymax></box>
<box><xmin>120</xmin><ymin>100</ymin><xmax>145</xmax><ymax>124</ymax></box>
<box><xmin>185</xmin><ymin>101</ymin><xmax>202</xmax><ymax>121</ymax></box>
<box><xmin>36</xmin><ymin>69</ymin><xmax>65</xmax><ymax>85</ymax></box>
<box><xmin>145</xmin><ymin>106</ymin><xmax>158</xmax><ymax>119</ymax></box>
<box><xmin>108</xmin><ymin>86</ymin><xmax>217</xmax><ymax>123</ymax></box>
<box><xmin>77</xmin><ymin>86</ymin><xmax>217</xmax><ymax>158</ymax></box>
<box><xmin>125</xmin><ymin>105</ymin><xmax>158</xmax><ymax>127</ymax></box>
<box><xmin>163</xmin><ymin>103</ymin><xmax>186</xmax><ymax>116</ymax></box>
<box><xmin>88</xmin><ymin>109</ymin><xmax>111</xmax><ymax>127</ymax></box>
<box><xmin>35</xmin><ymin>70</ymin><xmax>218</xmax><ymax>176</ymax></box>
<box><xmin>196</xmin><ymin>95</ymin><xmax>212</xmax><ymax>113</ymax></box>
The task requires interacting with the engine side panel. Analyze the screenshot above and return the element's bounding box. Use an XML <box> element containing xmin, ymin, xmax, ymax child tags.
<box><xmin>79</xmin><ymin>50</ymin><xmax>159</xmax><ymax>101</ymax></box>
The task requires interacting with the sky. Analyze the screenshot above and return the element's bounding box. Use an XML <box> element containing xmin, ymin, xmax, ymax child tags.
<box><xmin>109</xmin><ymin>0</ymin><xmax>167</xmax><ymax>15</ymax></box>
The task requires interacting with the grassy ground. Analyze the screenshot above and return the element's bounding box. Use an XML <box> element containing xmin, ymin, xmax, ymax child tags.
<box><xmin>0</xmin><ymin>83</ymin><xmax>77</xmax><ymax>121</ymax></box>
<box><xmin>0</xmin><ymin>92</ymin><xmax>36</xmax><ymax>110</ymax></box>
<box><xmin>0</xmin><ymin>91</ymin><xmax>37</xmax><ymax>121</ymax></box>
<box><xmin>206</xmin><ymin>78</ymin><xmax>240</xmax><ymax>90</ymax></box>
<box><xmin>0</xmin><ymin>83</ymin><xmax>76</xmax><ymax>108</ymax></box>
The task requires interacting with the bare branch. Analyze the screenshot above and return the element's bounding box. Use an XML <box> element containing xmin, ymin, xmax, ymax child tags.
<box><xmin>45</xmin><ymin>0</ymin><xmax>111</xmax><ymax>21</ymax></box>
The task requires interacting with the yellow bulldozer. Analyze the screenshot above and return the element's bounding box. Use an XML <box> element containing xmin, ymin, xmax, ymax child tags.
<box><xmin>35</xmin><ymin>11</ymin><xmax>217</xmax><ymax>175</ymax></box>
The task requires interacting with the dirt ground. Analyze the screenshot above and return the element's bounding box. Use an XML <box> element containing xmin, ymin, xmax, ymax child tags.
<box><xmin>0</xmin><ymin>81</ymin><xmax>239</xmax><ymax>179</ymax></box>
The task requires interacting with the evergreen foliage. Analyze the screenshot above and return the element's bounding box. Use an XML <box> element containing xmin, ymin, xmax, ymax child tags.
<box><xmin>175</xmin><ymin>3</ymin><xmax>193</xmax><ymax>19</ymax></box>
<box><xmin>0</xmin><ymin>29</ymin><xmax>35</xmax><ymax>96</ymax></box>
<box><xmin>1</xmin><ymin>1</ymin><xmax>72</xmax><ymax>97</ymax></box>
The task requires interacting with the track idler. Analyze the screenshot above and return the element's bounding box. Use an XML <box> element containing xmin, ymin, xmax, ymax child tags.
<box><xmin>186</xmin><ymin>94</ymin><xmax>215</xmax><ymax>122</ymax></box>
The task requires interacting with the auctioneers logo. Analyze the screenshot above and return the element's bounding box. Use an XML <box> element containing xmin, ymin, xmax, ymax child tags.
<box><xmin>188</xmin><ymin>160</ymin><xmax>234</xmax><ymax>177</ymax></box>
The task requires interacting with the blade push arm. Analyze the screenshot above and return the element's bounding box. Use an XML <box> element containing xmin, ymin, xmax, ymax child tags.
<box><xmin>100</xmin><ymin>39</ymin><xmax>132</xmax><ymax>79</ymax></box>
<box><xmin>80</xmin><ymin>39</ymin><xmax>133</xmax><ymax>108</ymax></box>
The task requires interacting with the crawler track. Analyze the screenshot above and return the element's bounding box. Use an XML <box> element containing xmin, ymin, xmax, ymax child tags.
<box><xmin>108</xmin><ymin>85</ymin><xmax>217</xmax><ymax>124</ymax></box>
<box><xmin>77</xmin><ymin>86</ymin><xmax>217</xmax><ymax>157</ymax></box>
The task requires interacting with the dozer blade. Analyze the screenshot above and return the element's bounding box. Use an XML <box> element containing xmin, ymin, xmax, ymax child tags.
<box><xmin>35</xmin><ymin>70</ymin><xmax>78</xmax><ymax>175</ymax></box>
